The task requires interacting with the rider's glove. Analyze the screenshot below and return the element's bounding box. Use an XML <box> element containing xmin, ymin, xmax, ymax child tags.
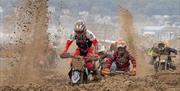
<box><xmin>101</xmin><ymin>68</ymin><xmax>111</xmax><ymax>75</ymax></box>
<box><xmin>130</xmin><ymin>68</ymin><xmax>136</xmax><ymax>76</ymax></box>
<box><xmin>60</xmin><ymin>50</ymin><xmax>67</xmax><ymax>58</ymax></box>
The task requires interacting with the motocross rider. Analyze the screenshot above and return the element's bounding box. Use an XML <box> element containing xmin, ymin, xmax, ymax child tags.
<box><xmin>97</xmin><ymin>44</ymin><xmax>112</xmax><ymax>76</ymax></box>
<box><xmin>155</xmin><ymin>42</ymin><xmax>177</xmax><ymax>70</ymax></box>
<box><xmin>103</xmin><ymin>39</ymin><xmax>136</xmax><ymax>76</ymax></box>
<box><xmin>60</xmin><ymin>20</ymin><xmax>98</xmax><ymax>78</ymax></box>
<box><xmin>148</xmin><ymin>43</ymin><xmax>159</xmax><ymax>65</ymax></box>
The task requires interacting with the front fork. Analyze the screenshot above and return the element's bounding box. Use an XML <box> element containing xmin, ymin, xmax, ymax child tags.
<box><xmin>154</xmin><ymin>60</ymin><xmax>171</xmax><ymax>72</ymax></box>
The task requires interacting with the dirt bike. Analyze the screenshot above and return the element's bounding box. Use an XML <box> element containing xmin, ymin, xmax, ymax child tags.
<box><xmin>109</xmin><ymin>67</ymin><xmax>136</xmax><ymax>76</ymax></box>
<box><xmin>154</xmin><ymin>55</ymin><xmax>176</xmax><ymax>72</ymax></box>
<box><xmin>99</xmin><ymin>64</ymin><xmax>136</xmax><ymax>77</ymax></box>
<box><xmin>60</xmin><ymin>53</ymin><xmax>99</xmax><ymax>85</ymax></box>
<box><xmin>96</xmin><ymin>58</ymin><xmax>136</xmax><ymax>77</ymax></box>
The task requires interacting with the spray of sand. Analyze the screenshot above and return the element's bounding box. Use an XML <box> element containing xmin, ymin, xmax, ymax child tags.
<box><xmin>7</xmin><ymin>0</ymin><xmax>49</xmax><ymax>84</ymax></box>
<box><xmin>118</xmin><ymin>7</ymin><xmax>151</xmax><ymax>77</ymax></box>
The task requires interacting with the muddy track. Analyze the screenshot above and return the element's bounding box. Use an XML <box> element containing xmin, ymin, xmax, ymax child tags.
<box><xmin>0</xmin><ymin>72</ymin><xmax>180</xmax><ymax>91</ymax></box>
<box><xmin>0</xmin><ymin>0</ymin><xmax>180</xmax><ymax>91</ymax></box>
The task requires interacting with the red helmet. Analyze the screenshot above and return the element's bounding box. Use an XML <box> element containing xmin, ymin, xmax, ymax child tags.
<box><xmin>74</xmin><ymin>20</ymin><xmax>86</xmax><ymax>34</ymax></box>
<box><xmin>116</xmin><ymin>39</ymin><xmax>127</xmax><ymax>48</ymax></box>
<box><xmin>116</xmin><ymin>39</ymin><xmax>127</xmax><ymax>54</ymax></box>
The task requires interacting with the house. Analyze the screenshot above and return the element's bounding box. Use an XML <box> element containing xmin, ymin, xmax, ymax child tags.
<box><xmin>142</xmin><ymin>25</ymin><xmax>180</xmax><ymax>41</ymax></box>
<box><xmin>142</xmin><ymin>26</ymin><xmax>164</xmax><ymax>36</ymax></box>
<box><xmin>162</xmin><ymin>26</ymin><xmax>180</xmax><ymax>40</ymax></box>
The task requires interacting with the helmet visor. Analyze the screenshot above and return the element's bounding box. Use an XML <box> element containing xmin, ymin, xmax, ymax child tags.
<box><xmin>75</xmin><ymin>30</ymin><xmax>84</xmax><ymax>34</ymax></box>
<box><xmin>117</xmin><ymin>47</ymin><xmax>126</xmax><ymax>54</ymax></box>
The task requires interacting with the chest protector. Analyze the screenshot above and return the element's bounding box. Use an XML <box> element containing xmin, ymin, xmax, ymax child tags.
<box><xmin>116</xmin><ymin>54</ymin><xmax>129</xmax><ymax>65</ymax></box>
<box><xmin>75</xmin><ymin>36</ymin><xmax>92</xmax><ymax>50</ymax></box>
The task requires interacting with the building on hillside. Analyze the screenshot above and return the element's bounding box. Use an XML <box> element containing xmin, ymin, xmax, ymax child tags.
<box><xmin>161</xmin><ymin>26</ymin><xmax>180</xmax><ymax>40</ymax></box>
<box><xmin>141</xmin><ymin>25</ymin><xmax>180</xmax><ymax>41</ymax></box>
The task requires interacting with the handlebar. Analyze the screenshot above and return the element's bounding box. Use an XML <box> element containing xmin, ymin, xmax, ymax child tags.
<box><xmin>110</xmin><ymin>70</ymin><xmax>136</xmax><ymax>76</ymax></box>
<box><xmin>154</xmin><ymin>54</ymin><xmax>176</xmax><ymax>58</ymax></box>
<box><xmin>60</xmin><ymin>53</ymin><xmax>99</xmax><ymax>60</ymax></box>
<box><xmin>60</xmin><ymin>53</ymin><xmax>73</xmax><ymax>58</ymax></box>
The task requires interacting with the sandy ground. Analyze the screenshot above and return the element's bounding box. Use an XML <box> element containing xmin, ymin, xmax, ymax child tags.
<box><xmin>0</xmin><ymin>0</ymin><xmax>180</xmax><ymax>91</ymax></box>
<box><xmin>0</xmin><ymin>56</ymin><xmax>180</xmax><ymax>91</ymax></box>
